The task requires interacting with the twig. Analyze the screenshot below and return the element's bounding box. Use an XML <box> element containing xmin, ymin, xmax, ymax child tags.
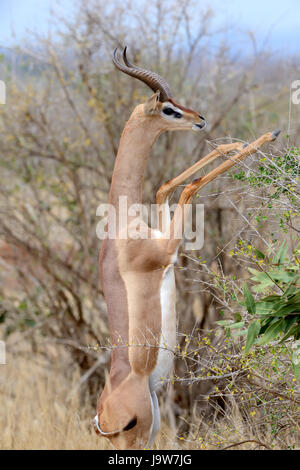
<box><xmin>220</xmin><ymin>439</ymin><xmax>272</xmax><ymax>450</ymax></box>
<box><xmin>66</xmin><ymin>353</ymin><xmax>109</xmax><ymax>403</ymax></box>
<box><xmin>247</xmin><ymin>379</ymin><xmax>300</xmax><ymax>405</ymax></box>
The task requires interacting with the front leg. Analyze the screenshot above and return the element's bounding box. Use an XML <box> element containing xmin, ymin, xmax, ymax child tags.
<box><xmin>162</xmin><ymin>130</ymin><xmax>280</xmax><ymax>254</ymax></box>
<box><xmin>156</xmin><ymin>142</ymin><xmax>243</xmax><ymax>232</ymax></box>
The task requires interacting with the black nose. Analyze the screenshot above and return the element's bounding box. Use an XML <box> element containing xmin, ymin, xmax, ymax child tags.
<box><xmin>198</xmin><ymin>115</ymin><xmax>205</xmax><ymax>120</ymax></box>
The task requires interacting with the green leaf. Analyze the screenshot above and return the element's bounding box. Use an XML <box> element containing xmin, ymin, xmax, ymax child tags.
<box><xmin>283</xmin><ymin>316</ymin><xmax>299</xmax><ymax>333</ymax></box>
<box><xmin>273</xmin><ymin>303</ymin><xmax>300</xmax><ymax>317</ymax></box>
<box><xmin>272</xmin><ymin>241</ymin><xmax>288</xmax><ymax>265</ymax></box>
<box><xmin>284</xmin><ymin>277</ymin><xmax>299</xmax><ymax>297</ymax></box>
<box><xmin>270</xmin><ymin>268</ymin><xmax>295</xmax><ymax>283</ymax></box>
<box><xmin>280</xmin><ymin>323</ymin><xmax>299</xmax><ymax>342</ymax></box>
<box><xmin>262</xmin><ymin>295</ymin><xmax>281</xmax><ymax>302</ymax></box>
<box><xmin>24</xmin><ymin>319</ymin><xmax>36</xmax><ymax>327</ymax></box>
<box><xmin>234</xmin><ymin>313</ymin><xmax>242</xmax><ymax>322</ymax></box>
<box><xmin>292</xmin><ymin>351</ymin><xmax>300</xmax><ymax>380</ymax></box>
<box><xmin>292</xmin><ymin>350</ymin><xmax>300</xmax><ymax>366</ymax></box>
<box><xmin>18</xmin><ymin>301</ymin><xmax>27</xmax><ymax>311</ymax></box>
<box><xmin>295</xmin><ymin>325</ymin><xmax>300</xmax><ymax>340</ymax></box>
<box><xmin>244</xmin><ymin>282</ymin><xmax>256</xmax><ymax>315</ymax></box>
<box><xmin>245</xmin><ymin>320</ymin><xmax>261</xmax><ymax>354</ymax></box>
<box><xmin>252</xmin><ymin>284</ymin><xmax>272</xmax><ymax>294</ymax></box>
<box><xmin>260</xmin><ymin>317</ymin><xmax>276</xmax><ymax>332</ymax></box>
<box><xmin>216</xmin><ymin>320</ymin><xmax>234</xmax><ymax>326</ymax></box>
<box><xmin>232</xmin><ymin>330</ymin><xmax>248</xmax><ymax>337</ymax></box>
<box><xmin>248</xmin><ymin>267</ymin><xmax>267</xmax><ymax>280</ymax></box>
<box><xmin>255</xmin><ymin>301</ymin><xmax>277</xmax><ymax>314</ymax></box>
<box><xmin>256</xmin><ymin>319</ymin><xmax>285</xmax><ymax>346</ymax></box>
<box><xmin>248</xmin><ymin>268</ymin><xmax>274</xmax><ymax>292</ymax></box>
<box><xmin>255</xmin><ymin>249</ymin><xmax>265</xmax><ymax>260</ymax></box>
<box><xmin>227</xmin><ymin>321</ymin><xmax>245</xmax><ymax>329</ymax></box>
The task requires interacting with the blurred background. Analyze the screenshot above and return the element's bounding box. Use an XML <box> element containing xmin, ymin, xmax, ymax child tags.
<box><xmin>0</xmin><ymin>0</ymin><xmax>299</xmax><ymax>450</ymax></box>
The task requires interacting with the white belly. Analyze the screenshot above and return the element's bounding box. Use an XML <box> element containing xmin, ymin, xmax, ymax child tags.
<box><xmin>149</xmin><ymin>263</ymin><xmax>177</xmax><ymax>391</ymax></box>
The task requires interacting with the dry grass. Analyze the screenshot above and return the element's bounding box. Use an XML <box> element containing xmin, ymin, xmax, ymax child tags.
<box><xmin>0</xmin><ymin>351</ymin><xmax>104</xmax><ymax>450</ymax></box>
<box><xmin>0</xmin><ymin>335</ymin><xmax>299</xmax><ymax>450</ymax></box>
<box><xmin>0</xmin><ymin>344</ymin><xmax>178</xmax><ymax>450</ymax></box>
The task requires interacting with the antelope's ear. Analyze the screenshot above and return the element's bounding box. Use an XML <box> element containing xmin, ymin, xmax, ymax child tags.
<box><xmin>144</xmin><ymin>91</ymin><xmax>161</xmax><ymax>115</ymax></box>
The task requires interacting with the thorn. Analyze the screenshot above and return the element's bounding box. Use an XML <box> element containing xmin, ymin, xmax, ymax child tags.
<box><xmin>272</xmin><ymin>129</ymin><xmax>281</xmax><ymax>138</ymax></box>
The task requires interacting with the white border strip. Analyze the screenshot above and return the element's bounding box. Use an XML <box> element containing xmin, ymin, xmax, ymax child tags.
<box><xmin>0</xmin><ymin>341</ymin><xmax>6</xmax><ymax>364</ymax></box>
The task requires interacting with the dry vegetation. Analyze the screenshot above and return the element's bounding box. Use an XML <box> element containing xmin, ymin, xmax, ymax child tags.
<box><xmin>0</xmin><ymin>348</ymin><xmax>101</xmax><ymax>450</ymax></box>
<box><xmin>0</xmin><ymin>0</ymin><xmax>299</xmax><ymax>450</ymax></box>
<box><xmin>1</xmin><ymin>332</ymin><xmax>299</xmax><ymax>450</ymax></box>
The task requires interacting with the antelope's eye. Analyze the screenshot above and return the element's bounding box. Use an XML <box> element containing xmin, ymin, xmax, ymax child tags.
<box><xmin>174</xmin><ymin>112</ymin><xmax>182</xmax><ymax>119</ymax></box>
<box><xmin>162</xmin><ymin>107</ymin><xmax>174</xmax><ymax>116</ymax></box>
<box><xmin>123</xmin><ymin>417</ymin><xmax>137</xmax><ymax>432</ymax></box>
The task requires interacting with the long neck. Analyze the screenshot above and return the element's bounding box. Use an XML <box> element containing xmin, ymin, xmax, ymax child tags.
<box><xmin>109</xmin><ymin>108</ymin><xmax>161</xmax><ymax>209</ymax></box>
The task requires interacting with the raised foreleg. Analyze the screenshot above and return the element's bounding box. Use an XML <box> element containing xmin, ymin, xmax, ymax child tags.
<box><xmin>156</xmin><ymin>142</ymin><xmax>244</xmax><ymax>232</ymax></box>
<box><xmin>162</xmin><ymin>130</ymin><xmax>280</xmax><ymax>253</ymax></box>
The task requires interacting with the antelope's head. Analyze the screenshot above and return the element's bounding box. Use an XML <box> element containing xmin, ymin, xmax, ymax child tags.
<box><xmin>93</xmin><ymin>373</ymin><xmax>155</xmax><ymax>450</ymax></box>
<box><xmin>113</xmin><ymin>47</ymin><xmax>206</xmax><ymax>133</ymax></box>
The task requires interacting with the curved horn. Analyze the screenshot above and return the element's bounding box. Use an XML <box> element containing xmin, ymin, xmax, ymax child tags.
<box><xmin>122</xmin><ymin>46</ymin><xmax>135</xmax><ymax>68</ymax></box>
<box><xmin>112</xmin><ymin>46</ymin><xmax>172</xmax><ymax>102</ymax></box>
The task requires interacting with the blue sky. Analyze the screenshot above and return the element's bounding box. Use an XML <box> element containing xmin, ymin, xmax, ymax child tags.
<box><xmin>0</xmin><ymin>0</ymin><xmax>299</xmax><ymax>55</ymax></box>
<box><xmin>0</xmin><ymin>0</ymin><xmax>73</xmax><ymax>44</ymax></box>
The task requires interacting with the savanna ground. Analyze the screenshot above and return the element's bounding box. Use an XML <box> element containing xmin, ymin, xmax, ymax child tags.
<box><xmin>0</xmin><ymin>0</ymin><xmax>299</xmax><ymax>450</ymax></box>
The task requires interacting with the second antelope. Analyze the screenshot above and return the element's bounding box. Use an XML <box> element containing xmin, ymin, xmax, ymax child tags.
<box><xmin>93</xmin><ymin>47</ymin><xmax>280</xmax><ymax>449</ymax></box>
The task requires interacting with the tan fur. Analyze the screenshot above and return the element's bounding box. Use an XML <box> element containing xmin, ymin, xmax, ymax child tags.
<box><xmin>95</xmin><ymin>92</ymin><xmax>278</xmax><ymax>449</ymax></box>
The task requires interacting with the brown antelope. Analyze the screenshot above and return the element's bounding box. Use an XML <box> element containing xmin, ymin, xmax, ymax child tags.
<box><xmin>93</xmin><ymin>47</ymin><xmax>280</xmax><ymax>449</ymax></box>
